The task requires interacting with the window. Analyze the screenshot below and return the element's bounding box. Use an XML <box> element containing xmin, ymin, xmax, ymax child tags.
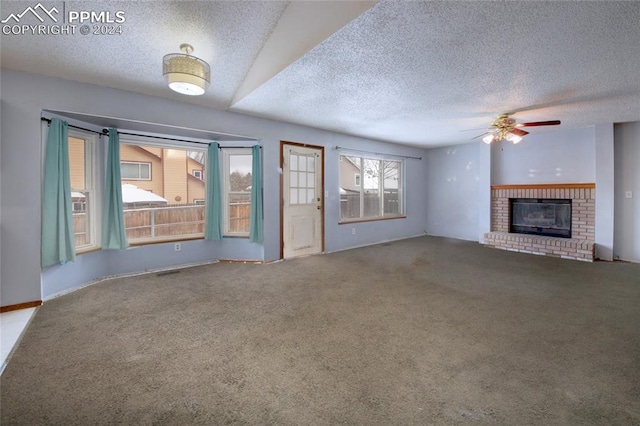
<box><xmin>223</xmin><ymin>149</ymin><xmax>252</xmax><ymax>236</ymax></box>
<box><xmin>121</xmin><ymin>161</ymin><xmax>151</xmax><ymax>180</ymax></box>
<box><xmin>192</xmin><ymin>169</ymin><xmax>202</xmax><ymax>180</ymax></box>
<box><xmin>339</xmin><ymin>154</ymin><xmax>404</xmax><ymax>222</ymax></box>
<box><xmin>288</xmin><ymin>152</ymin><xmax>316</xmax><ymax>205</ymax></box>
<box><xmin>68</xmin><ymin>131</ymin><xmax>98</xmax><ymax>252</ymax></box>
<box><xmin>120</xmin><ymin>143</ymin><xmax>206</xmax><ymax>244</ymax></box>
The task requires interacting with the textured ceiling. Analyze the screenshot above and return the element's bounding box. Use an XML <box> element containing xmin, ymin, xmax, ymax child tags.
<box><xmin>2</xmin><ymin>0</ymin><xmax>640</xmax><ymax>147</ymax></box>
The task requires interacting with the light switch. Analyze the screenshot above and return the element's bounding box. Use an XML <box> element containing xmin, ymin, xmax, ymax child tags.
<box><xmin>625</xmin><ymin>191</ymin><xmax>632</xmax><ymax>199</ymax></box>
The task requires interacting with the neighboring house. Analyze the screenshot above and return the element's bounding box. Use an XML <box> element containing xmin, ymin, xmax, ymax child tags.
<box><xmin>339</xmin><ymin>155</ymin><xmax>360</xmax><ymax>193</ymax></box>
<box><xmin>69</xmin><ymin>142</ymin><xmax>205</xmax><ymax>210</ymax></box>
<box><xmin>119</xmin><ymin>144</ymin><xmax>205</xmax><ymax>205</ymax></box>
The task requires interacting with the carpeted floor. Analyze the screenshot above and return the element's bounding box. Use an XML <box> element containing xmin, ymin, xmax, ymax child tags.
<box><xmin>1</xmin><ymin>236</ymin><xmax>639</xmax><ymax>425</ymax></box>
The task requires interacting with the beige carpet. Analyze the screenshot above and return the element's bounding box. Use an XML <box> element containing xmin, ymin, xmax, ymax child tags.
<box><xmin>2</xmin><ymin>236</ymin><xmax>639</xmax><ymax>425</ymax></box>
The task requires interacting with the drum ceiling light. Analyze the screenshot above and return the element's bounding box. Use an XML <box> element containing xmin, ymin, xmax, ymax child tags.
<box><xmin>163</xmin><ymin>43</ymin><xmax>210</xmax><ymax>96</ymax></box>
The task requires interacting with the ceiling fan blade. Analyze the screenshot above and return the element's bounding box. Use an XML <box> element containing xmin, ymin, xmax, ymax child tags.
<box><xmin>471</xmin><ymin>132</ymin><xmax>491</xmax><ymax>140</ymax></box>
<box><xmin>519</xmin><ymin>120</ymin><xmax>561</xmax><ymax>127</ymax></box>
<box><xmin>509</xmin><ymin>128</ymin><xmax>529</xmax><ymax>137</ymax></box>
<box><xmin>460</xmin><ymin>127</ymin><xmax>492</xmax><ymax>132</ymax></box>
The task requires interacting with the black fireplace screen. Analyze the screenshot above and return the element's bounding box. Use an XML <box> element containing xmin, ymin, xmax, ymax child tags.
<box><xmin>510</xmin><ymin>198</ymin><xmax>572</xmax><ymax>238</ymax></box>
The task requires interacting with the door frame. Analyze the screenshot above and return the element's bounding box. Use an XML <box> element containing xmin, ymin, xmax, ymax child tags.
<box><xmin>280</xmin><ymin>141</ymin><xmax>325</xmax><ymax>259</ymax></box>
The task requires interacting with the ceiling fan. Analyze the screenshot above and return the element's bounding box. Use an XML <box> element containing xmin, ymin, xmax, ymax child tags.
<box><xmin>475</xmin><ymin>113</ymin><xmax>561</xmax><ymax>144</ymax></box>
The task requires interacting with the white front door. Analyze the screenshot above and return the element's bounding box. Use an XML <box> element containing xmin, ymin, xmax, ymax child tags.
<box><xmin>282</xmin><ymin>143</ymin><xmax>323</xmax><ymax>259</ymax></box>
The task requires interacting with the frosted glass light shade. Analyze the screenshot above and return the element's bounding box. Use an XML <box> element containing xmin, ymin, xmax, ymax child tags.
<box><xmin>167</xmin><ymin>72</ymin><xmax>206</xmax><ymax>96</ymax></box>
<box><xmin>482</xmin><ymin>134</ymin><xmax>495</xmax><ymax>144</ymax></box>
<box><xmin>505</xmin><ymin>132</ymin><xmax>523</xmax><ymax>144</ymax></box>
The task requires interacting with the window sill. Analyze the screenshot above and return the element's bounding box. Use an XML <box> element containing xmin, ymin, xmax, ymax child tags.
<box><xmin>128</xmin><ymin>235</ymin><xmax>204</xmax><ymax>247</ymax></box>
<box><xmin>339</xmin><ymin>215</ymin><xmax>406</xmax><ymax>225</ymax></box>
<box><xmin>76</xmin><ymin>246</ymin><xmax>101</xmax><ymax>255</ymax></box>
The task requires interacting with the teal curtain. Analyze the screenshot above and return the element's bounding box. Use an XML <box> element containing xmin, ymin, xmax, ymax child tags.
<box><xmin>41</xmin><ymin>118</ymin><xmax>76</xmax><ymax>267</ymax></box>
<box><xmin>249</xmin><ymin>145</ymin><xmax>263</xmax><ymax>243</ymax></box>
<box><xmin>205</xmin><ymin>142</ymin><xmax>222</xmax><ymax>240</ymax></box>
<box><xmin>102</xmin><ymin>128</ymin><xmax>128</xmax><ymax>249</ymax></box>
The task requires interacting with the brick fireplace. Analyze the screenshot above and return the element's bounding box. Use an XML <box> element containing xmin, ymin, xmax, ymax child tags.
<box><xmin>484</xmin><ymin>183</ymin><xmax>595</xmax><ymax>261</ymax></box>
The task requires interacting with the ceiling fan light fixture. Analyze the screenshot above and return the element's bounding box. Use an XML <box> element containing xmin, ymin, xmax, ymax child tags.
<box><xmin>482</xmin><ymin>134</ymin><xmax>495</xmax><ymax>144</ymax></box>
<box><xmin>163</xmin><ymin>44</ymin><xmax>210</xmax><ymax>96</ymax></box>
<box><xmin>505</xmin><ymin>132</ymin><xmax>523</xmax><ymax>144</ymax></box>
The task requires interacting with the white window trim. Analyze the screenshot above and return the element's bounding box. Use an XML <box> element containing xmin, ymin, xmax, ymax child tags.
<box><xmin>339</xmin><ymin>154</ymin><xmax>405</xmax><ymax>223</ymax></box>
<box><xmin>192</xmin><ymin>169</ymin><xmax>202</xmax><ymax>180</ymax></box>
<box><xmin>68</xmin><ymin>129</ymin><xmax>101</xmax><ymax>253</ymax></box>
<box><xmin>119</xmin><ymin>140</ymin><xmax>207</xmax><ymax>245</ymax></box>
<box><xmin>354</xmin><ymin>173</ymin><xmax>361</xmax><ymax>186</ymax></box>
<box><xmin>222</xmin><ymin>148</ymin><xmax>252</xmax><ymax>237</ymax></box>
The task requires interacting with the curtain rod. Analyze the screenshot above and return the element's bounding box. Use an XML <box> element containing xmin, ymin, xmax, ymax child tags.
<box><xmin>41</xmin><ymin>117</ymin><xmax>107</xmax><ymax>136</ymax></box>
<box><xmin>41</xmin><ymin>118</ymin><xmax>260</xmax><ymax>148</ymax></box>
<box><xmin>113</xmin><ymin>130</ymin><xmax>209</xmax><ymax>145</ymax></box>
<box><xmin>110</xmin><ymin>130</ymin><xmax>261</xmax><ymax>148</ymax></box>
<box><xmin>334</xmin><ymin>145</ymin><xmax>422</xmax><ymax>160</ymax></box>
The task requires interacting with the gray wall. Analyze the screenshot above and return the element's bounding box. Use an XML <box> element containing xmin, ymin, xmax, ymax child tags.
<box><xmin>594</xmin><ymin>124</ymin><xmax>615</xmax><ymax>260</ymax></box>
<box><xmin>492</xmin><ymin>126</ymin><xmax>596</xmax><ymax>184</ymax></box>
<box><xmin>425</xmin><ymin>142</ymin><xmax>481</xmax><ymax>241</ymax></box>
<box><xmin>426</xmin><ymin>125</ymin><xmax>631</xmax><ymax>262</ymax></box>
<box><xmin>425</xmin><ymin>127</ymin><xmax>600</xmax><ymax>242</ymax></box>
<box><xmin>1</xmin><ymin>70</ymin><xmax>428</xmax><ymax>305</ymax></box>
<box><xmin>614</xmin><ymin>122</ymin><xmax>640</xmax><ymax>262</ymax></box>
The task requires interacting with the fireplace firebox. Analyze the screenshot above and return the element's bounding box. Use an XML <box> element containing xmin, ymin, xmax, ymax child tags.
<box><xmin>510</xmin><ymin>198</ymin><xmax>572</xmax><ymax>238</ymax></box>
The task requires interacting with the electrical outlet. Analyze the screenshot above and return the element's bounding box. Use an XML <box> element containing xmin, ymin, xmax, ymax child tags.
<box><xmin>625</xmin><ymin>191</ymin><xmax>633</xmax><ymax>199</ymax></box>
<box><xmin>352</xmin><ymin>228</ymin><xmax>356</xmax><ymax>235</ymax></box>
<box><xmin>174</xmin><ymin>243</ymin><xmax>181</xmax><ymax>251</ymax></box>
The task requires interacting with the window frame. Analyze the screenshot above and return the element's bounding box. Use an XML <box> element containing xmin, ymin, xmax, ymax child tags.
<box><xmin>119</xmin><ymin>140</ymin><xmax>207</xmax><ymax>245</ymax></box>
<box><xmin>192</xmin><ymin>169</ymin><xmax>202</xmax><ymax>180</ymax></box>
<box><xmin>68</xmin><ymin>129</ymin><xmax>100</xmax><ymax>253</ymax></box>
<box><xmin>354</xmin><ymin>173</ymin><xmax>361</xmax><ymax>186</ymax></box>
<box><xmin>222</xmin><ymin>148</ymin><xmax>253</xmax><ymax>237</ymax></box>
<box><xmin>339</xmin><ymin>153</ymin><xmax>405</xmax><ymax>224</ymax></box>
<box><xmin>121</xmin><ymin>161</ymin><xmax>151</xmax><ymax>181</ymax></box>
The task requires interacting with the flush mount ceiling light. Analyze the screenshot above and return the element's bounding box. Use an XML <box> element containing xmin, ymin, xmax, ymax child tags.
<box><xmin>163</xmin><ymin>43</ymin><xmax>210</xmax><ymax>96</ymax></box>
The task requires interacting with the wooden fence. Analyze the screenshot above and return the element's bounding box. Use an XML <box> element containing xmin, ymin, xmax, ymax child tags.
<box><xmin>72</xmin><ymin>202</ymin><xmax>252</xmax><ymax>246</ymax></box>
<box><xmin>124</xmin><ymin>205</ymin><xmax>205</xmax><ymax>240</ymax></box>
<box><xmin>340</xmin><ymin>191</ymin><xmax>399</xmax><ymax>220</ymax></box>
<box><xmin>73</xmin><ymin>214</ymin><xmax>88</xmax><ymax>247</ymax></box>
<box><xmin>229</xmin><ymin>203</ymin><xmax>251</xmax><ymax>233</ymax></box>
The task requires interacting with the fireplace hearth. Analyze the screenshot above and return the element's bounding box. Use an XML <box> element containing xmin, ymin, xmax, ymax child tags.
<box><xmin>510</xmin><ymin>198</ymin><xmax>571</xmax><ymax>238</ymax></box>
